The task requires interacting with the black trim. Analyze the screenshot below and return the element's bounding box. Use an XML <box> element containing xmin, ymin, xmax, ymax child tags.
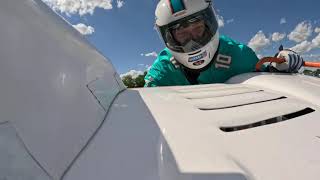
<box><xmin>200</xmin><ymin>96</ymin><xmax>287</xmax><ymax>110</ymax></box>
<box><xmin>220</xmin><ymin>108</ymin><xmax>315</xmax><ymax>132</ymax></box>
<box><xmin>188</xmin><ymin>50</ymin><xmax>202</xmax><ymax>56</ymax></box>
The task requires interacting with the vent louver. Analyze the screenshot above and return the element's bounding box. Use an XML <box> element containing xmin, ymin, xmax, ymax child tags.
<box><xmin>220</xmin><ymin>108</ymin><xmax>315</xmax><ymax>132</ymax></box>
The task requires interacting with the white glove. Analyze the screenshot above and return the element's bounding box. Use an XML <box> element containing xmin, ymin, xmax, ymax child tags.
<box><xmin>273</xmin><ymin>49</ymin><xmax>304</xmax><ymax>73</ymax></box>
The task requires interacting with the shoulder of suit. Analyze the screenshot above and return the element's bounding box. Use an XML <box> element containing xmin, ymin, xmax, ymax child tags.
<box><xmin>218</xmin><ymin>35</ymin><xmax>254</xmax><ymax>56</ymax></box>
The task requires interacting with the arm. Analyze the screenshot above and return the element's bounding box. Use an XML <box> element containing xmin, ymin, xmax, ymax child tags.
<box><xmin>144</xmin><ymin>61</ymin><xmax>162</xmax><ymax>87</ymax></box>
<box><xmin>239</xmin><ymin>44</ymin><xmax>269</xmax><ymax>72</ymax></box>
<box><xmin>242</xmin><ymin>45</ymin><xmax>303</xmax><ymax>73</ymax></box>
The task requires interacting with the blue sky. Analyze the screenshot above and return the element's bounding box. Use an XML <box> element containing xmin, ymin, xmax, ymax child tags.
<box><xmin>43</xmin><ymin>0</ymin><xmax>320</xmax><ymax>75</ymax></box>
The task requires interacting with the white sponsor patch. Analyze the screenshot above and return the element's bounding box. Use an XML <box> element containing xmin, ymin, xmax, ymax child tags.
<box><xmin>188</xmin><ymin>51</ymin><xmax>207</xmax><ymax>62</ymax></box>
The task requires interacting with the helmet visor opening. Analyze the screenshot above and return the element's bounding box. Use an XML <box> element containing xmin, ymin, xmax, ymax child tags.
<box><xmin>158</xmin><ymin>6</ymin><xmax>218</xmax><ymax>53</ymax></box>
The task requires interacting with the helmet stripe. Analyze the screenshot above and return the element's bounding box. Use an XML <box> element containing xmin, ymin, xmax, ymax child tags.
<box><xmin>169</xmin><ymin>0</ymin><xmax>186</xmax><ymax>14</ymax></box>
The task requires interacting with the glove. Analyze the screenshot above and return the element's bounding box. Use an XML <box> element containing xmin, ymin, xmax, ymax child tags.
<box><xmin>272</xmin><ymin>47</ymin><xmax>304</xmax><ymax>73</ymax></box>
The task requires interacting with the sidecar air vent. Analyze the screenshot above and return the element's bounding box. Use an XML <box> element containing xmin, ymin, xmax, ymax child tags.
<box><xmin>220</xmin><ymin>108</ymin><xmax>315</xmax><ymax>132</ymax></box>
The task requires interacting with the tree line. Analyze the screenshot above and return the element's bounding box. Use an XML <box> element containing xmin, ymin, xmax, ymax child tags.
<box><xmin>121</xmin><ymin>71</ymin><xmax>147</xmax><ymax>88</ymax></box>
<box><xmin>303</xmin><ymin>69</ymin><xmax>320</xmax><ymax>77</ymax></box>
<box><xmin>121</xmin><ymin>69</ymin><xmax>320</xmax><ymax>88</ymax></box>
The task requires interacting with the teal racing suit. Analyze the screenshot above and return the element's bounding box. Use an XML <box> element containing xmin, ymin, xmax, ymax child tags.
<box><xmin>144</xmin><ymin>35</ymin><xmax>260</xmax><ymax>87</ymax></box>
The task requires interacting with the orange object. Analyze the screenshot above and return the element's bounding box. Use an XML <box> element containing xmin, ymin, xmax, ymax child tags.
<box><xmin>255</xmin><ymin>57</ymin><xmax>320</xmax><ymax>71</ymax></box>
<box><xmin>304</xmin><ymin>61</ymin><xmax>320</xmax><ymax>68</ymax></box>
<box><xmin>255</xmin><ymin>57</ymin><xmax>286</xmax><ymax>71</ymax></box>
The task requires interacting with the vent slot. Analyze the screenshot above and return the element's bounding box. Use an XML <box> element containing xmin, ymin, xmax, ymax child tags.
<box><xmin>178</xmin><ymin>86</ymin><xmax>257</xmax><ymax>94</ymax></box>
<box><xmin>200</xmin><ymin>96</ymin><xmax>287</xmax><ymax>110</ymax></box>
<box><xmin>220</xmin><ymin>108</ymin><xmax>315</xmax><ymax>132</ymax></box>
<box><xmin>191</xmin><ymin>91</ymin><xmax>284</xmax><ymax>110</ymax></box>
<box><xmin>188</xmin><ymin>50</ymin><xmax>201</xmax><ymax>56</ymax></box>
<box><xmin>181</xmin><ymin>87</ymin><xmax>260</xmax><ymax>100</ymax></box>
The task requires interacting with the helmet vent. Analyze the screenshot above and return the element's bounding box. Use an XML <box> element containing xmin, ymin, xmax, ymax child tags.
<box><xmin>188</xmin><ymin>50</ymin><xmax>201</xmax><ymax>56</ymax></box>
<box><xmin>220</xmin><ymin>108</ymin><xmax>315</xmax><ymax>132</ymax></box>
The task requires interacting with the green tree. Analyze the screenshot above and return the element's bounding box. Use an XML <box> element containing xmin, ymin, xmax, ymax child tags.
<box><xmin>303</xmin><ymin>69</ymin><xmax>314</xmax><ymax>76</ymax></box>
<box><xmin>302</xmin><ymin>69</ymin><xmax>320</xmax><ymax>78</ymax></box>
<box><xmin>122</xmin><ymin>75</ymin><xmax>135</xmax><ymax>88</ymax></box>
<box><xmin>134</xmin><ymin>74</ymin><xmax>145</xmax><ymax>87</ymax></box>
<box><xmin>314</xmin><ymin>69</ymin><xmax>320</xmax><ymax>77</ymax></box>
<box><xmin>121</xmin><ymin>71</ymin><xmax>148</xmax><ymax>88</ymax></box>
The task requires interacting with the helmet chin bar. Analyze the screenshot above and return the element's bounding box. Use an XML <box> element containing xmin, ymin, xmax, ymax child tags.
<box><xmin>170</xmin><ymin>32</ymin><xmax>220</xmax><ymax>72</ymax></box>
<box><xmin>181</xmin><ymin>56</ymin><xmax>216</xmax><ymax>73</ymax></box>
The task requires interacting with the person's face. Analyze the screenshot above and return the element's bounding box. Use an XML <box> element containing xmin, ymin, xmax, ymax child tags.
<box><xmin>172</xmin><ymin>20</ymin><xmax>206</xmax><ymax>45</ymax></box>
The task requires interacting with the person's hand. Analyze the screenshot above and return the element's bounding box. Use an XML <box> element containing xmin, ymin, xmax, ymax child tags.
<box><xmin>273</xmin><ymin>48</ymin><xmax>304</xmax><ymax>73</ymax></box>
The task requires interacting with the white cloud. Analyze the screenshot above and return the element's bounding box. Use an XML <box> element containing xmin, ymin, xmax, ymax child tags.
<box><xmin>288</xmin><ymin>21</ymin><xmax>312</xmax><ymax>43</ymax></box>
<box><xmin>116</xmin><ymin>0</ymin><xmax>124</xmax><ymax>8</ymax></box>
<box><xmin>120</xmin><ymin>70</ymin><xmax>144</xmax><ymax>79</ymax></box>
<box><xmin>291</xmin><ymin>41</ymin><xmax>314</xmax><ymax>53</ymax></box>
<box><xmin>311</xmin><ymin>33</ymin><xmax>320</xmax><ymax>47</ymax></box>
<box><xmin>257</xmin><ymin>54</ymin><xmax>263</xmax><ymax>59</ymax></box>
<box><xmin>302</xmin><ymin>54</ymin><xmax>320</xmax><ymax>67</ymax></box>
<box><xmin>248</xmin><ymin>31</ymin><xmax>271</xmax><ymax>52</ymax></box>
<box><xmin>226</xmin><ymin>19</ymin><xmax>234</xmax><ymax>24</ymax></box>
<box><xmin>271</xmin><ymin>32</ymin><xmax>286</xmax><ymax>42</ymax></box>
<box><xmin>141</xmin><ymin>51</ymin><xmax>158</xmax><ymax>57</ymax></box>
<box><xmin>280</xmin><ymin>18</ymin><xmax>286</xmax><ymax>24</ymax></box>
<box><xmin>303</xmin><ymin>54</ymin><xmax>320</xmax><ymax>60</ymax></box>
<box><xmin>42</xmin><ymin>0</ymin><xmax>118</xmax><ymax>16</ymax></box>
<box><xmin>315</xmin><ymin>27</ymin><xmax>320</xmax><ymax>33</ymax></box>
<box><xmin>217</xmin><ymin>15</ymin><xmax>224</xmax><ymax>27</ymax></box>
<box><xmin>72</xmin><ymin>23</ymin><xmax>95</xmax><ymax>35</ymax></box>
<box><xmin>290</xmin><ymin>33</ymin><xmax>320</xmax><ymax>54</ymax></box>
<box><xmin>137</xmin><ymin>64</ymin><xmax>151</xmax><ymax>70</ymax></box>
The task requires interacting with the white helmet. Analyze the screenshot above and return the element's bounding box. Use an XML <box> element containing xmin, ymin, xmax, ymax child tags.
<box><xmin>155</xmin><ymin>0</ymin><xmax>219</xmax><ymax>70</ymax></box>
